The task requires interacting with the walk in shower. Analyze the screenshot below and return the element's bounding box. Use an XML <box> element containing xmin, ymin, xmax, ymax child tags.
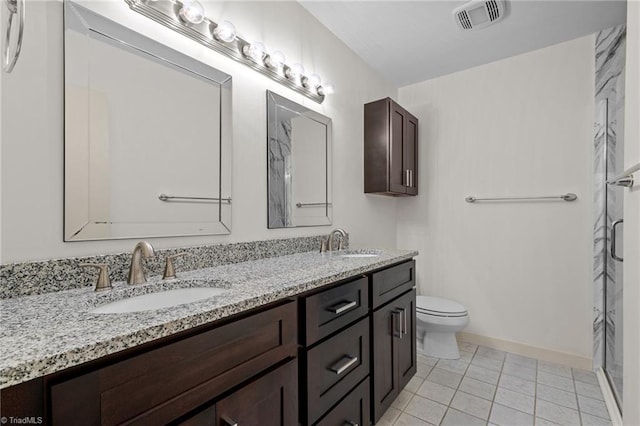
<box><xmin>593</xmin><ymin>24</ymin><xmax>626</xmax><ymax>409</ymax></box>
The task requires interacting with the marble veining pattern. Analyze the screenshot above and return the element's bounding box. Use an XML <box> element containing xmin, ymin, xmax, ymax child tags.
<box><xmin>0</xmin><ymin>235</ymin><xmax>337</xmax><ymax>299</ymax></box>
<box><xmin>0</xmin><ymin>248</ymin><xmax>416</xmax><ymax>388</ymax></box>
<box><xmin>268</xmin><ymin>118</ymin><xmax>293</xmax><ymax>228</ymax></box>
<box><xmin>592</xmin><ymin>23</ymin><xmax>625</xmax><ymax>385</ymax></box>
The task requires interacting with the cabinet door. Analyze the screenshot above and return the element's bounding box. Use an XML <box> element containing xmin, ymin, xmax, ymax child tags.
<box><xmin>371</xmin><ymin>289</ymin><xmax>417</xmax><ymax>423</ymax></box>
<box><xmin>372</xmin><ymin>301</ymin><xmax>401</xmax><ymax>422</ymax></box>
<box><xmin>216</xmin><ymin>359</ymin><xmax>298</xmax><ymax>426</ymax></box>
<box><xmin>389</xmin><ymin>101</ymin><xmax>407</xmax><ymax>194</ymax></box>
<box><xmin>397</xmin><ymin>289</ymin><xmax>417</xmax><ymax>389</ymax></box>
<box><xmin>404</xmin><ymin>114</ymin><xmax>419</xmax><ymax>196</ymax></box>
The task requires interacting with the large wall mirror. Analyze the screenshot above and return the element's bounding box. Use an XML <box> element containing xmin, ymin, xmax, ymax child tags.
<box><xmin>64</xmin><ymin>2</ymin><xmax>232</xmax><ymax>241</ymax></box>
<box><xmin>267</xmin><ymin>91</ymin><xmax>332</xmax><ymax>228</ymax></box>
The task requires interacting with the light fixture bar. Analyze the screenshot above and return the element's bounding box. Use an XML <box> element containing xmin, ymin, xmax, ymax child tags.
<box><xmin>124</xmin><ymin>0</ymin><xmax>326</xmax><ymax>103</ymax></box>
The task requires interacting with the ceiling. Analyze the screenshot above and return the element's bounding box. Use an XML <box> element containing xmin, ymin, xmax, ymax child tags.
<box><xmin>299</xmin><ymin>0</ymin><xmax>627</xmax><ymax>86</ymax></box>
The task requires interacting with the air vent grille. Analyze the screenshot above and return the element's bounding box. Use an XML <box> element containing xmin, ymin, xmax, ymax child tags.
<box><xmin>458</xmin><ymin>10</ymin><xmax>472</xmax><ymax>29</ymax></box>
<box><xmin>453</xmin><ymin>0</ymin><xmax>506</xmax><ymax>30</ymax></box>
<box><xmin>486</xmin><ymin>0</ymin><xmax>499</xmax><ymax>21</ymax></box>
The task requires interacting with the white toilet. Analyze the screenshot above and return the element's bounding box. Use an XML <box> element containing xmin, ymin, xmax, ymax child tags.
<box><xmin>416</xmin><ymin>296</ymin><xmax>470</xmax><ymax>360</ymax></box>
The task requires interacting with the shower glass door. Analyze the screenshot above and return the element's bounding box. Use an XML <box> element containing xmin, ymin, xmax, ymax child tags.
<box><xmin>601</xmin><ymin>97</ymin><xmax>624</xmax><ymax>406</ymax></box>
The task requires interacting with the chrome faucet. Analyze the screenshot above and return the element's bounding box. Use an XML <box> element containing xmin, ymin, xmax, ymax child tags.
<box><xmin>324</xmin><ymin>228</ymin><xmax>347</xmax><ymax>252</ymax></box>
<box><xmin>127</xmin><ymin>241</ymin><xmax>155</xmax><ymax>285</ymax></box>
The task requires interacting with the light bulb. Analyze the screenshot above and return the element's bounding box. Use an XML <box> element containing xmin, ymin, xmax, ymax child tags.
<box><xmin>178</xmin><ymin>0</ymin><xmax>205</xmax><ymax>25</ymax></box>
<box><xmin>286</xmin><ymin>63</ymin><xmax>305</xmax><ymax>82</ymax></box>
<box><xmin>265</xmin><ymin>51</ymin><xmax>286</xmax><ymax>70</ymax></box>
<box><xmin>242</xmin><ymin>41</ymin><xmax>266</xmax><ymax>62</ymax></box>
<box><xmin>213</xmin><ymin>21</ymin><xmax>236</xmax><ymax>43</ymax></box>
<box><xmin>305</xmin><ymin>73</ymin><xmax>321</xmax><ymax>89</ymax></box>
<box><xmin>318</xmin><ymin>83</ymin><xmax>335</xmax><ymax>96</ymax></box>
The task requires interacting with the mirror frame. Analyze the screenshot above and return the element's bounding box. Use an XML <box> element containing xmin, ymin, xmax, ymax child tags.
<box><xmin>266</xmin><ymin>90</ymin><xmax>332</xmax><ymax>229</ymax></box>
<box><xmin>63</xmin><ymin>1</ymin><xmax>232</xmax><ymax>241</ymax></box>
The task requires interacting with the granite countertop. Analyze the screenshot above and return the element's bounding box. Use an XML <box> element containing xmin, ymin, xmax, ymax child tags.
<box><xmin>0</xmin><ymin>248</ymin><xmax>417</xmax><ymax>389</ymax></box>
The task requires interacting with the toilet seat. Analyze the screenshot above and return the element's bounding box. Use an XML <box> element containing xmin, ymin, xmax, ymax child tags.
<box><xmin>416</xmin><ymin>296</ymin><xmax>468</xmax><ymax>318</ymax></box>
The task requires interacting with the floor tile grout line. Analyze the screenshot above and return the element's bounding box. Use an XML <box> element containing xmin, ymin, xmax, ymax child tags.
<box><xmin>574</xmin><ymin>374</ymin><xmax>583</xmax><ymax>425</ymax></box>
<box><xmin>437</xmin><ymin>344</ymin><xmax>477</xmax><ymax>425</ymax></box>
<box><xmin>485</xmin><ymin>347</ymin><xmax>507</xmax><ymax>425</ymax></box>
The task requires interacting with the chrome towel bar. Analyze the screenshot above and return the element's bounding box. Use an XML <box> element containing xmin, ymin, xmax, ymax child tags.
<box><xmin>158</xmin><ymin>194</ymin><xmax>232</xmax><ymax>204</ymax></box>
<box><xmin>296</xmin><ymin>202</ymin><xmax>332</xmax><ymax>208</ymax></box>
<box><xmin>465</xmin><ymin>193</ymin><xmax>577</xmax><ymax>203</ymax></box>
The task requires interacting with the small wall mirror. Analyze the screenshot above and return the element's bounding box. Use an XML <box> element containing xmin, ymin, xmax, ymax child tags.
<box><xmin>64</xmin><ymin>2</ymin><xmax>232</xmax><ymax>241</ymax></box>
<box><xmin>267</xmin><ymin>91</ymin><xmax>332</xmax><ymax>228</ymax></box>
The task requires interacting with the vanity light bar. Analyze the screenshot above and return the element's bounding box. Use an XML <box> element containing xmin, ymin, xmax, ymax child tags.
<box><xmin>124</xmin><ymin>0</ymin><xmax>331</xmax><ymax>103</ymax></box>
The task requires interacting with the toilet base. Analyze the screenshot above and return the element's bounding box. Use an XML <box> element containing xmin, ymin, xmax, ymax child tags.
<box><xmin>420</xmin><ymin>331</ymin><xmax>461</xmax><ymax>359</ymax></box>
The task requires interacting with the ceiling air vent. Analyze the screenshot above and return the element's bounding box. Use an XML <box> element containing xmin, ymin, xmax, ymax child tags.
<box><xmin>453</xmin><ymin>0</ymin><xmax>507</xmax><ymax>30</ymax></box>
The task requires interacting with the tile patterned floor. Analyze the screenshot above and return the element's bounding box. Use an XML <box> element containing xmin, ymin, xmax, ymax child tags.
<box><xmin>377</xmin><ymin>342</ymin><xmax>613</xmax><ymax>426</ymax></box>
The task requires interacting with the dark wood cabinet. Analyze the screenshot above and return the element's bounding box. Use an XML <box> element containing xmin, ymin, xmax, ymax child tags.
<box><xmin>371</xmin><ymin>289</ymin><xmax>417</xmax><ymax>423</ymax></box>
<box><xmin>304</xmin><ymin>317</ymin><xmax>370</xmax><ymax>425</ymax></box>
<box><xmin>50</xmin><ymin>301</ymin><xmax>297</xmax><ymax>425</ymax></box>
<box><xmin>176</xmin><ymin>360</ymin><xmax>298</xmax><ymax>426</ymax></box>
<box><xmin>303</xmin><ymin>276</ymin><xmax>369</xmax><ymax>346</ymax></box>
<box><xmin>364</xmin><ymin>97</ymin><xmax>419</xmax><ymax>196</ymax></box>
<box><xmin>315</xmin><ymin>378</ymin><xmax>370</xmax><ymax>426</ymax></box>
<box><xmin>215</xmin><ymin>359</ymin><xmax>298</xmax><ymax>426</ymax></box>
<box><xmin>1</xmin><ymin>259</ymin><xmax>417</xmax><ymax>426</ymax></box>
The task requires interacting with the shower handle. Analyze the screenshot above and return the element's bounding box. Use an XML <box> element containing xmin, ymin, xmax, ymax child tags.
<box><xmin>611</xmin><ymin>219</ymin><xmax>623</xmax><ymax>262</ymax></box>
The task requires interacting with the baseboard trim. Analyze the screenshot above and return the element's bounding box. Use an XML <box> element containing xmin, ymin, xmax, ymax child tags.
<box><xmin>596</xmin><ymin>368</ymin><xmax>623</xmax><ymax>426</ymax></box>
<box><xmin>457</xmin><ymin>332</ymin><xmax>592</xmax><ymax>370</ymax></box>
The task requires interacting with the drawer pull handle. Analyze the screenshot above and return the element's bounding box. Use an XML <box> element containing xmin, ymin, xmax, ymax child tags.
<box><xmin>392</xmin><ymin>310</ymin><xmax>402</xmax><ymax>338</ymax></box>
<box><xmin>222</xmin><ymin>416</ymin><xmax>238</xmax><ymax>426</ymax></box>
<box><xmin>344</xmin><ymin>422</ymin><xmax>359</xmax><ymax>426</ymax></box>
<box><xmin>329</xmin><ymin>300</ymin><xmax>358</xmax><ymax>315</ymax></box>
<box><xmin>398</xmin><ymin>307</ymin><xmax>407</xmax><ymax>335</ymax></box>
<box><xmin>330</xmin><ymin>355</ymin><xmax>358</xmax><ymax>375</ymax></box>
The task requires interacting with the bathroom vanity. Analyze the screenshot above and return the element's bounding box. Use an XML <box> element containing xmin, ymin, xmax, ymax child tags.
<box><xmin>0</xmin><ymin>249</ymin><xmax>417</xmax><ymax>425</ymax></box>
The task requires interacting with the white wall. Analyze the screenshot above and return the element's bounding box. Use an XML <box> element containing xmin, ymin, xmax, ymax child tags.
<box><xmin>623</xmin><ymin>0</ymin><xmax>640</xmax><ymax>423</ymax></box>
<box><xmin>0</xmin><ymin>1</ymin><xmax>398</xmax><ymax>263</ymax></box>
<box><xmin>397</xmin><ymin>36</ymin><xmax>595</xmax><ymax>360</ymax></box>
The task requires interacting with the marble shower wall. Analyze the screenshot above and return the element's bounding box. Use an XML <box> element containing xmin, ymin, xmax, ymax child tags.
<box><xmin>593</xmin><ymin>24</ymin><xmax>626</xmax><ymax>370</ymax></box>
<box><xmin>268</xmin><ymin>118</ymin><xmax>294</xmax><ymax>228</ymax></box>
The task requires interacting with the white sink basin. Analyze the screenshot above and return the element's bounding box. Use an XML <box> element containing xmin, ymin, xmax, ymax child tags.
<box><xmin>340</xmin><ymin>253</ymin><xmax>380</xmax><ymax>258</ymax></box>
<box><xmin>90</xmin><ymin>287</ymin><xmax>229</xmax><ymax>314</ymax></box>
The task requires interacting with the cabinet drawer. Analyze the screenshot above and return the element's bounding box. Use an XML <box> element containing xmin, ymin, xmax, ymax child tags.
<box><xmin>304</xmin><ymin>277</ymin><xmax>368</xmax><ymax>346</ymax></box>
<box><xmin>215</xmin><ymin>359</ymin><xmax>298</xmax><ymax>426</ymax></box>
<box><xmin>51</xmin><ymin>301</ymin><xmax>297</xmax><ymax>425</ymax></box>
<box><xmin>305</xmin><ymin>317</ymin><xmax>370</xmax><ymax>425</ymax></box>
<box><xmin>371</xmin><ymin>260</ymin><xmax>415</xmax><ymax>309</ymax></box>
<box><xmin>314</xmin><ymin>378</ymin><xmax>370</xmax><ymax>426</ymax></box>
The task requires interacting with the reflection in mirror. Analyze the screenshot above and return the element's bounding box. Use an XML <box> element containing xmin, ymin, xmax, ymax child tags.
<box><xmin>267</xmin><ymin>91</ymin><xmax>332</xmax><ymax>228</ymax></box>
<box><xmin>64</xmin><ymin>2</ymin><xmax>232</xmax><ymax>241</ymax></box>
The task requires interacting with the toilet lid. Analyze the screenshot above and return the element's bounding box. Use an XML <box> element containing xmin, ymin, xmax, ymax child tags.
<box><xmin>416</xmin><ymin>296</ymin><xmax>467</xmax><ymax>316</ymax></box>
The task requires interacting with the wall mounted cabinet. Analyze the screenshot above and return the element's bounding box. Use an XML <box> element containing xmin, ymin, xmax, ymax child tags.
<box><xmin>364</xmin><ymin>98</ymin><xmax>419</xmax><ymax>196</ymax></box>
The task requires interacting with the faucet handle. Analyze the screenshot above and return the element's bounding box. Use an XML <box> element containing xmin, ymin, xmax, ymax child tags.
<box><xmin>80</xmin><ymin>263</ymin><xmax>112</xmax><ymax>292</ymax></box>
<box><xmin>320</xmin><ymin>239</ymin><xmax>327</xmax><ymax>253</ymax></box>
<box><xmin>163</xmin><ymin>252</ymin><xmax>189</xmax><ymax>280</ymax></box>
